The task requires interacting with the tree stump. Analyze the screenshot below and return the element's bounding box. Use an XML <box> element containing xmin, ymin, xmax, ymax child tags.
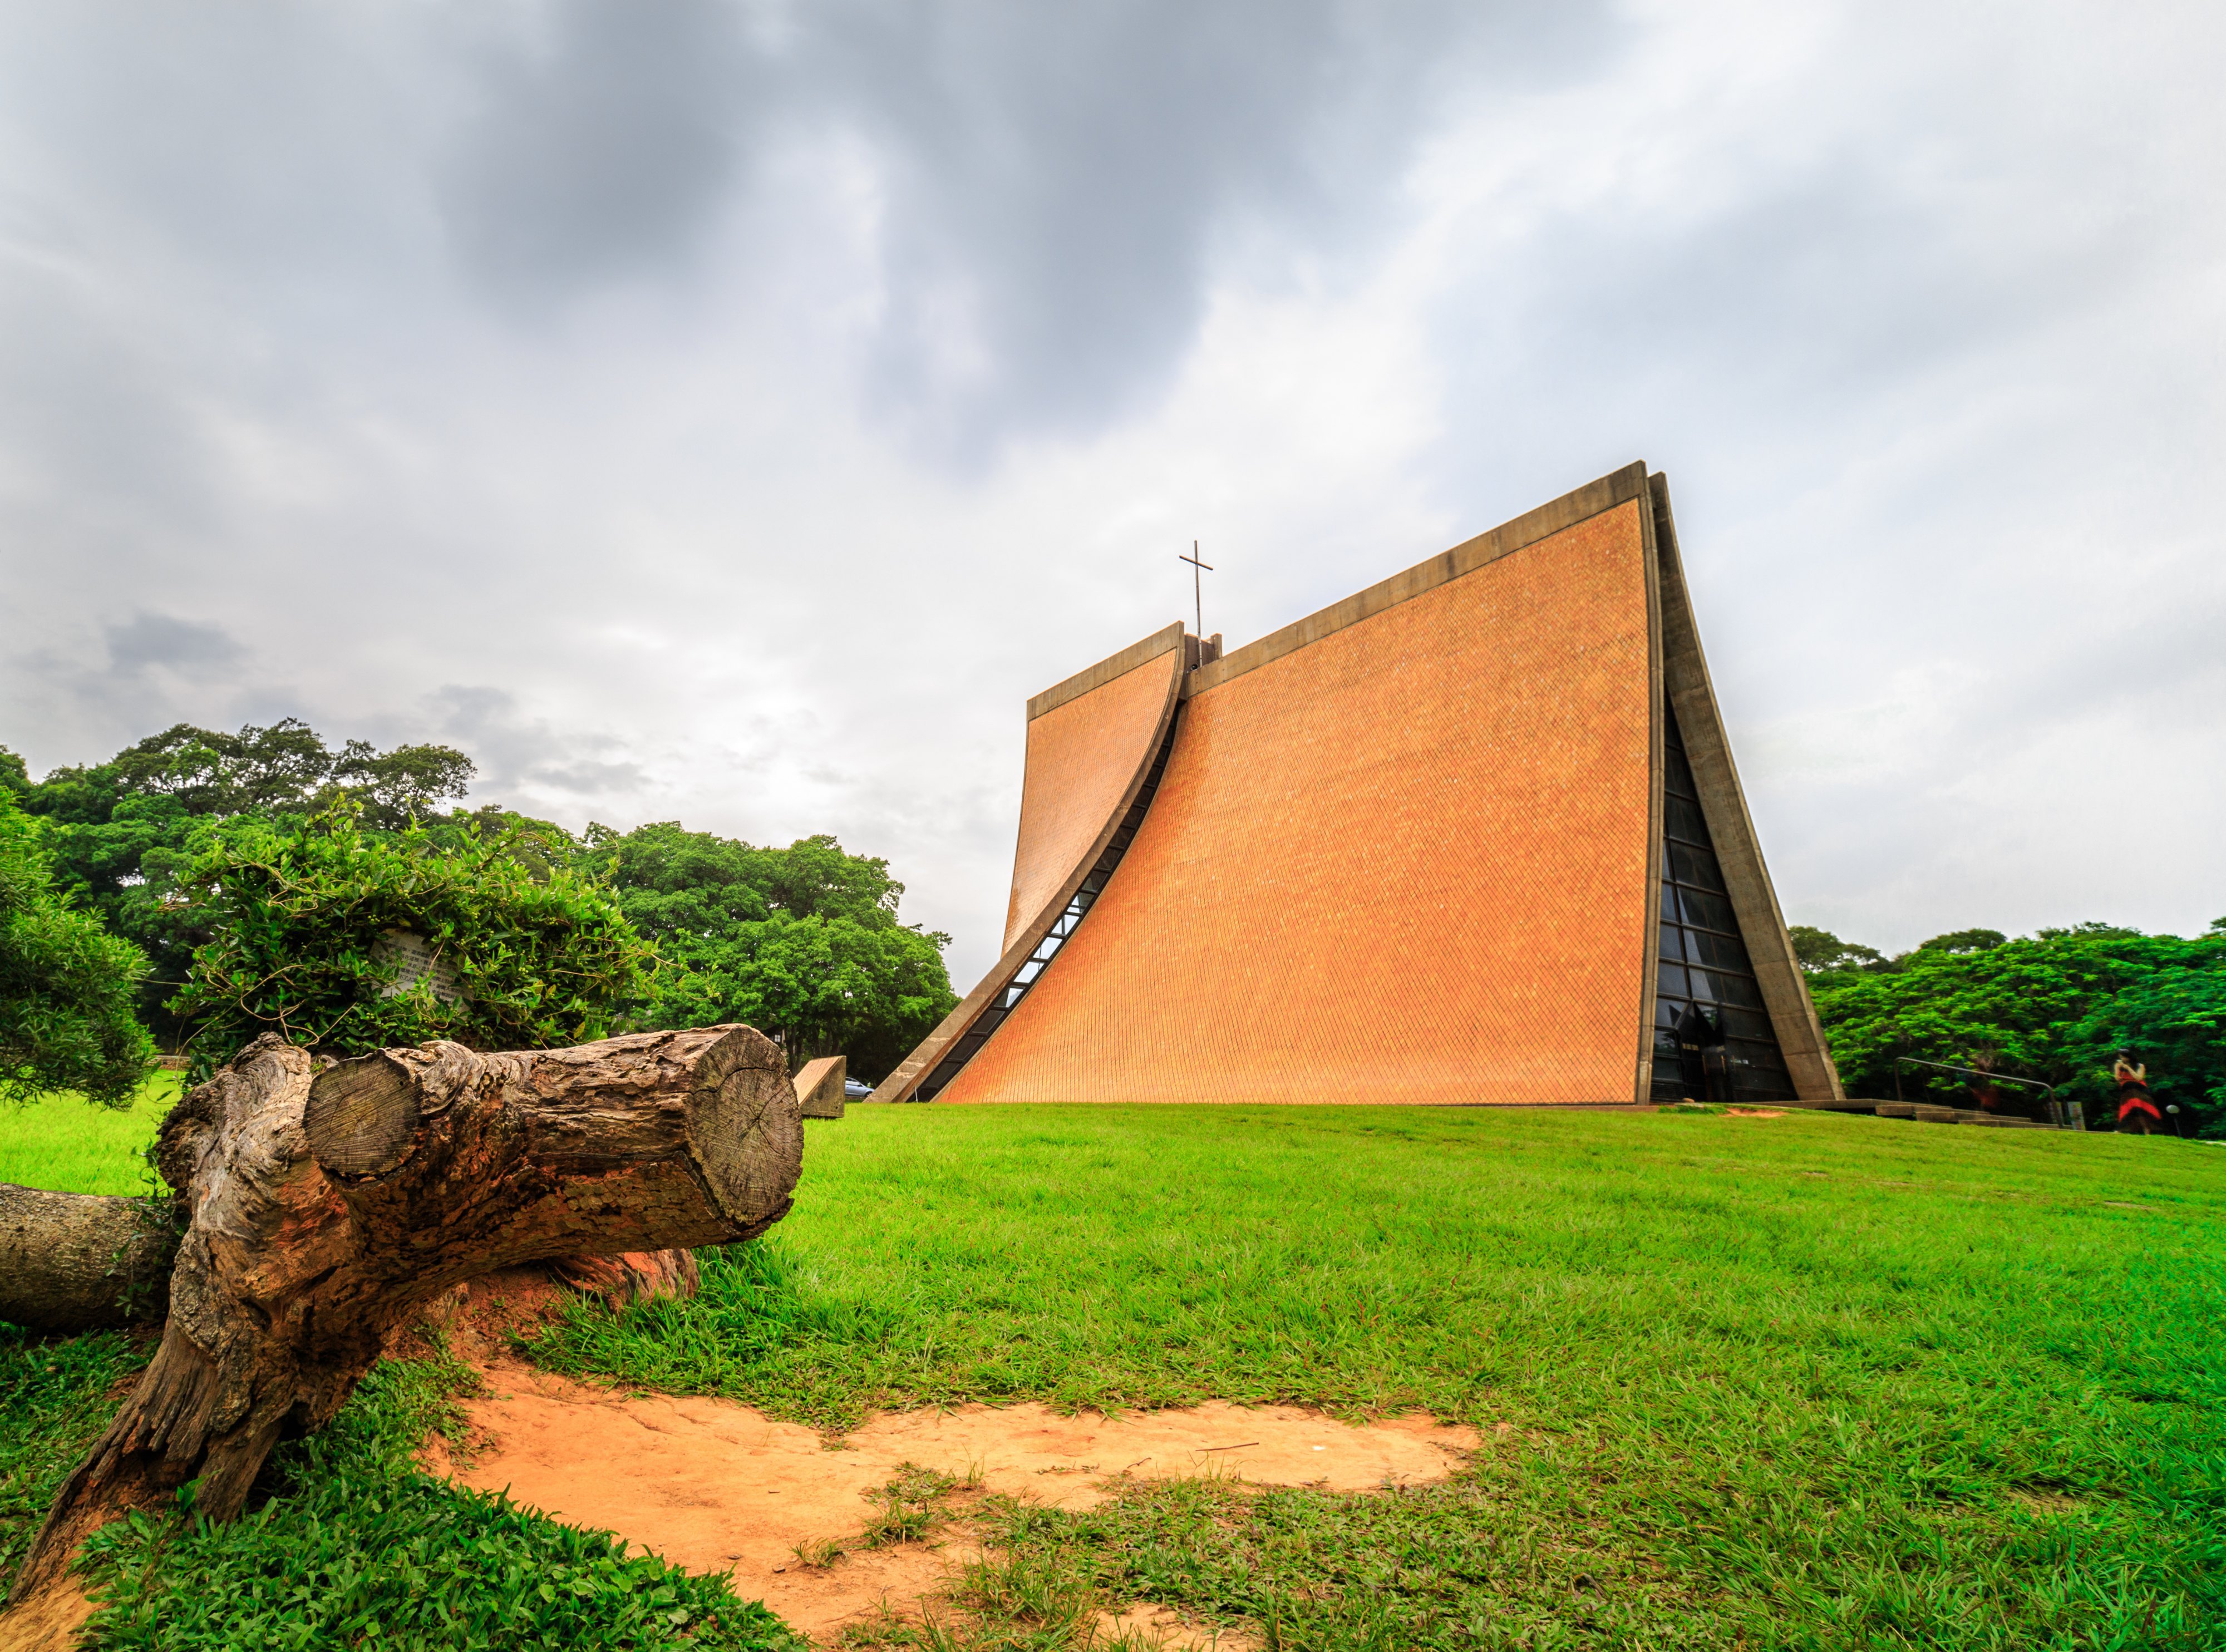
<box><xmin>8</xmin><ymin>1023</ymin><xmax>799</xmax><ymax>1614</ymax></box>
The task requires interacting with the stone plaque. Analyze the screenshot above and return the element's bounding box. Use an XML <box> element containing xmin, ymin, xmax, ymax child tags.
<box><xmin>371</xmin><ymin>930</ymin><xmax>464</xmax><ymax>1004</ymax></box>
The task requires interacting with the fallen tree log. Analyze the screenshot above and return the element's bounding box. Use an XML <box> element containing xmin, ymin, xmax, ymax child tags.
<box><xmin>8</xmin><ymin>1023</ymin><xmax>799</xmax><ymax>1613</ymax></box>
<box><xmin>0</xmin><ymin>1186</ymin><xmax>176</xmax><ymax>1333</ymax></box>
<box><xmin>0</xmin><ymin>1212</ymin><xmax>702</xmax><ymax>1334</ymax></box>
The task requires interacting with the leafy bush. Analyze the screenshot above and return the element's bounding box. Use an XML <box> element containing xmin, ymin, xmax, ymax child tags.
<box><xmin>10</xmin><ymin>722</ymin><xmax>475</xmax><ymax>1044</ymax></box>
<box><xmin>168</xmin><ymin>805</ymin><xmax>652</xmax><ymax>1074</ymax></box>
<box><xmin>0</xmin><ymin>788</ymin><xmax>154</xmax><ymax>1106</ymax></box>
<box><xmin>1808</xmin><ymin>920</ymin><xmax>2226</xmax><ymax>1131</ymax></box>
<box><xmin>79</xmin><ymin>1472</ymin><xmax>802</xmax><ymax>1651</ymax></box>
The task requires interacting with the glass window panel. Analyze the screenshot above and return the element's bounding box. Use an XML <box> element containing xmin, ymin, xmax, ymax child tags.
<box><xmin>1689</xmin><ymin>928</ymin><xmax>1754</xmax><ymax>970</ymax></box>
<box><xmin>1712</xmin><ymin>973</ymin><xmax>1766</xmax><ymax>1009</ymax></box>
<box><xmin>1653</xmin><ymin>702</ymin><xmax>1797</xmax><ymax>1101</ymax></box>
<box><xmin>1718</xmin><ymin>1006</ymin><xmax>1777</xmax><ymax>1040</ymax></box>
<box><xmin>1665</xmin><ymin>795</ymin><xmax>1712</xmax><ymax>846</ymax></box>
<box><xmin>1727</xmin><ymin>1036</ymin><xmax>1789</xmax><ymax>1068</ymax></box>
<box><xmin>1667</xmin><ymin>842</ymin><xmax>1727</xmax><ymax>892</ymax></box>
<box><xmin>1671</xmin><ymin>886</ymin><xmax>1740</xmax><ymax>933</ymax></box>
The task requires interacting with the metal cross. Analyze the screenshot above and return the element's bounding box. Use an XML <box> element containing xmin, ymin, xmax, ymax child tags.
<box><xmin>1178</xmin><ymin>540</ymin><xmax>1213</xmax><ymax>639</ymax></box>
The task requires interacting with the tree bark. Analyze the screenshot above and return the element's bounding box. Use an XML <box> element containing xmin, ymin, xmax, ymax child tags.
<box><xmin>0</xmin><ymin>1187</ymin><xmax>175</xmax><ymax>1333</ymax></box>
<box><xmin>1</xmin><ymin>1221</ymin><xmax>703</xmax><ymax>1335</ymax></box>
<box><xmin>8</xmin><ymin>1024</ymin><xmax>799</xmax><ymax>1612</ymax></box>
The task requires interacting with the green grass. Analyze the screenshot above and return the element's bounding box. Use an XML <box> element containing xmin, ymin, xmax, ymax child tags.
<box><xmin>7</xmin><ymin>1102</ymin><xmax>2222</xmax><ymax>1648</ymax></box>
<box><xmin>0</xmin><ymin>1326</ymin><xmax>148</xmax><ymax>1586</ymax></box>
<box><xmin>0</xmin><ymin>1325</ymin><xmax>804</xmax><ymax>1650</ymax></box>
<box><xmin>530</xmin><ymin>1107</ymin><xmax>2226</xmax><ymax>1649</ymax></box>
<box><xmin>0</xmin><ymin>1075</ymin><xmax>180</xmax><ymax>1195</ymax></box>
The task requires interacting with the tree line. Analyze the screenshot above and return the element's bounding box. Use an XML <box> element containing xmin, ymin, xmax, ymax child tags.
<box><xmin>1</xmin><ymin>718</ymin><xmax>957</xmax><ymax>1103</ymax></box>
<box><xmin>1791</xmin><ymin>921</ymin><xmax>2226</xmax><ymax>1134</ymax></box>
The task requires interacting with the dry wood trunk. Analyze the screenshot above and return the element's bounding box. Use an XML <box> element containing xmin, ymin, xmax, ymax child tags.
<box><xmin>7</xmin><ymin>1024</ymin><xmax>799</xmax><ymax>1614</ymax></box>
<box><xmin>0</xmin><ymin>1212</ymin><xmax>702</xmax><ymax>1333</ymax></box>
<box><xmin>0</xmin><ymin>1187</ymin><xmax>176</xmax><ymax>1333</ymax></box>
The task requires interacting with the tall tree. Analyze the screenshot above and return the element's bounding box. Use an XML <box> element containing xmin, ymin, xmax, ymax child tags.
<box><xmin>579</xmin><ymin>823</ymin><xmax>957</xmax><ymax>1081</ymax></box>
<box><xmin>1787</xmin><ymin>925</ymin><xmax>1889</xmax><ymax>975</ymax></box>
<box><xmin>13</xmin><ymin>721</ymin><xmax>477</xmax><ymax>1042</ymax></box>
<box><xmin>0</xmin><ymin>790</ymin><xmax>154</xmax><ymax>1106</ymax></box>
<box><xmin>1808</xmin><ymin>920</ymin><xmax>2226</xmax><ymax>1132</ymax></box>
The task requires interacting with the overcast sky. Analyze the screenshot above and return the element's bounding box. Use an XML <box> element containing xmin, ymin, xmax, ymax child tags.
<box><xmin>2</xmin><ymin>0</ymin><xmax>2221</xmax><ymax>989</ymax></box>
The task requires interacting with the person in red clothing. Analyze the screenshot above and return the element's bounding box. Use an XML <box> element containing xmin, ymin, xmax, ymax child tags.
<box><xmin>2112</xmin><ymin>1051</ymin><xmax>2163</xmax><ymax>1135</ymax></box>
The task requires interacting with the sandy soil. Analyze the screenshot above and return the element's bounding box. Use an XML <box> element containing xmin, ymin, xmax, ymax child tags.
<box><xmin>0</xmin><ymin>1575</ymin><xmax>95</xmax><ymax>1652</ymax></box>
<box><xmin>420</xmin><ymin>1298</ymin><xmax>1474</xmax><ymax>1646</ymax></box>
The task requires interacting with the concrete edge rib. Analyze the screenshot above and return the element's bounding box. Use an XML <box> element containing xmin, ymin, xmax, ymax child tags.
<box><xmin>1649</xmin><ymin>472</ymin><xmax>1844</xmax><ymax>1103</ymax></box>
<box><xmin>869</xmin><ymin>633</ymin><xmax>1186</xmax><ymax>1103</ymax></box>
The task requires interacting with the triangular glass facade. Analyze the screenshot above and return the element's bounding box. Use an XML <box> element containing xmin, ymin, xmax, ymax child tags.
<box><xmin>1651</xmin><ymin>706</ymin><xmax>1796</xmax><ymax>1103</ymax></box>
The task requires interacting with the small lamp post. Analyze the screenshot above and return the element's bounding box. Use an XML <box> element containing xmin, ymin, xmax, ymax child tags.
<box><xmin>2166</xmin><ymin>1104</ymin><xmax>2185</xmax><ymax>1138</ymax></box>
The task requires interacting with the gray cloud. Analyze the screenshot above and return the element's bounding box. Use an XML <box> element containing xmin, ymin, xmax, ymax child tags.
<box><xmin>0</xmin><ymin>0</ymin><xmax>2220</xmax><ymax>984</ymax></box>
<box><xmin>429</xmin><ymin>0</ymin><xmax>1608</xmax><ymax>448</ymax></box>
<box><xmin>815</xmin><ymin>0</ymin><xmax>1605</xmax><ymax>458</ymax></box>
<box><xmin>100</xmin><ymin>614</ymin><xmax>247</xmax><ymax>679</ymax></box>
<box><xmin>440</xmin><ymin>0</ymin><xmax>755</xmax><ymax>300</ymax></box>
<box><xmin>426</xmin><ymin>686</ymin><xmax>649</xmax><ymax>803</ymax></box>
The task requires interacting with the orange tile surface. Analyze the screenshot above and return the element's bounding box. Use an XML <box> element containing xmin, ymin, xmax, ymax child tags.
<box><xmin>1001</xmin><ymin>648</ymin><xmax>1183</xmax><ymax>953</ymax></box>
<box><xmin>944</xmin><ymin>502</ymin><xmax>1654</xmax><ymax>1106</ymax></box>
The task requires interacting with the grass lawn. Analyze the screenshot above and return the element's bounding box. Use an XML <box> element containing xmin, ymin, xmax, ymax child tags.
<box><xmin>0</xmin><ymin>1075</ymin><xmax>181</xmax><ymax>1196</ymax></box>
<box><xmin>4</xmin><ymin>1100</ymin><xmax>2222</xmax><ymax>1649</ymax></box>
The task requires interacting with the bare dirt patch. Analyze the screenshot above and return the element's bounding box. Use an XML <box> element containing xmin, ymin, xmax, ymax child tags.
<box><xmin>0</xmin><ymin>1572</ymin><xmax>95</xmax><ymax>1652</ymax></box>
<box><xmin>1097</xmin><ymin>1601</ymin><xmax>1261</xmax><ymax>1649</ymax></box>
<box><xmin>1726</xmin><ymin>1107</ymin><xmax>1787</xmax><ymax>1118</ymax></box>
<box><xmin>425</xmin><ymin>1352</ymin><xmax>1473</xmax><ymax>1645</ymax></box>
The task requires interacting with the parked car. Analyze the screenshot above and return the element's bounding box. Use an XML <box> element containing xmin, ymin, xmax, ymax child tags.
<box><xmin>844</xmin><ymin>1078</ymin><xmax>873</xmax><ymax>1100</ymax></box>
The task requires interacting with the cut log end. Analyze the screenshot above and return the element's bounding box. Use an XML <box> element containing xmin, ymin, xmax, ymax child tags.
<box><xmin>304</xmin><ymin>1053</ymin><xmax>421</xmax><ymax>1177</ymax></box>
<box><xmin>685</xmin><ymin>1030</ymin><xmax>803</xmax><ymax>1237</ymax></box>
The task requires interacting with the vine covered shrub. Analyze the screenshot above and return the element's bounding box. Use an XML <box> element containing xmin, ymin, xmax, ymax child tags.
<box><xmin>170</xmin><ymin>805</ymin><xmax>652</xmax><ymax>1075</ymax></box>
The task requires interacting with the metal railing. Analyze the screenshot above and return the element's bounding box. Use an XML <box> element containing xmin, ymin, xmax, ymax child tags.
<box><xmin>1893</xmin><ymin>1056</ymin><xmax>2080</xmax><ymax>1131</ymax></box>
